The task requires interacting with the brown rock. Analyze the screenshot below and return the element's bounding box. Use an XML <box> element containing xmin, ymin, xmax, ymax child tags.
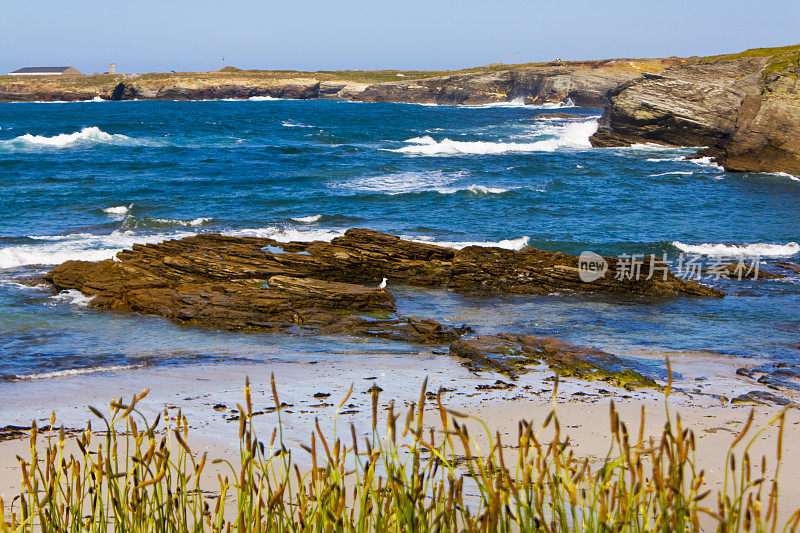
<box><xmin>44</xmin><ymin>229</ymin><xmax>721</xmax><ymax>342</ymax></box>
<box><xmin>450</xmin><ymin>334</ymin><xmax>657</xmax><ymax>387</ymax></box>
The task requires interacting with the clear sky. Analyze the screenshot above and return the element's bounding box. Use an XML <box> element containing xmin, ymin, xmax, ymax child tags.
<box><xmin>2</xmin><ymin>0</ymin><xmax>799</xmax><ymax>74</ymax></box>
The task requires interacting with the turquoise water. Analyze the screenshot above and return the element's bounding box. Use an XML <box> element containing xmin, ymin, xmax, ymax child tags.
<box><xmin>0</xmin><ymin>99</ymin><xmax>798</xmax><ymax>379</ymax></box>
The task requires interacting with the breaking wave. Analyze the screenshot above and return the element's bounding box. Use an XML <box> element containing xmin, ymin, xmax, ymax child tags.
<box><xmin>405</xmin><ymin>235</ymin><xmax>530</xmax><ymax>250</ymax></box>
<box><xmin>291</xmin><ymin>214</ymin><xmax>323</xmax><ymax>223</ymax></box>
<box><xmin>102</xmin><ymin>204</ymin><xmax>133</xmax><ymax>216</ymax></box>
<box><xmin>389</xmin><ymin>120</ymin><xmax>597</xmax><ymax>155</ymax></box>
<box><xmin>50</xmin><ymin>289</ymin><xmax>95</xmax><ymax>307</ymax></box>
<box><xmin>282</xmin><ymin>121</ymin><xmax>314</xmax><ymax>128</ymax></box>
<box><xmin>672</xmin><ymin>241</ymin><xmax>800</xmax><ymax>257</ymax></box>
<box><xmin>0</xmin><ymin>231</ymin><xmax>196</xmax><ymax>269</ymax></box>
<box><xmin>0</xmin><ymin>126</ymin><xmax>132</xmax><ymax>149</ymax></box>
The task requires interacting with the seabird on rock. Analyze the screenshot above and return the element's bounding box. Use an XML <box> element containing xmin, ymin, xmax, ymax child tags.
<box><xmin>377</xmin><ymin>277</ymin><xmax>387</xmax><ymax>292</ymax></box>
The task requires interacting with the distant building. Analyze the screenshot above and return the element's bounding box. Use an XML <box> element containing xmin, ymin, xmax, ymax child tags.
<box><xmin>8</xmin><ymin>66</ymin><xmax>83</xmax><ymax>76</ymax></box>
<box><xmin>109</xmin><ymin>63</ymin><xmax>115</xmax><ymax>75</ymax></box>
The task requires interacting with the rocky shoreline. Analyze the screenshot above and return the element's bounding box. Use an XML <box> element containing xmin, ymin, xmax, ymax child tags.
<box><xmin>3</xmin><ymin>45</ymin><xmax>799</xmax><ymax>174</ymax></box>
<box><xmin>32</xmin><ymin>229</ymin><xmax>728</xmax><ymax>389</ymax></box>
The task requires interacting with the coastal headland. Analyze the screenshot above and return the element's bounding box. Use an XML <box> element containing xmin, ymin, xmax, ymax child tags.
<box><xmin>3</xmin><ymin>44</ymin><xmax>799</xmax><ymax>174</ymax></box>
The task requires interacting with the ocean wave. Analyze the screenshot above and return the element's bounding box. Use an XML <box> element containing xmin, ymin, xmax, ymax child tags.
<box><xmin>686</xmin><ymin>156</ymin><xmax>724</xmax><ymax>171</ymax></box>
<box><xmin>405</xmin><ymin>235</ymin><xmax>530</xmax><ymax>250</ymax></box>
<box><xmin>759</xmin><ymin>171</ymin><xmax>800</xmax><ymax>182</ymax></box>
<box><xmin>102</xmin><ymin>204</ymin><xmax>133</xmax><ymax>216</ymax></box>
<box><xmin>50</xmin><ymin>289</ymin><xmax>95</xmax><ymax>307</ymax></box>
<box><xmin>291</xmin><ymin>214</ymin><xmax>323</xmax><ymax>223</ymax></box>
<box><xmin>119</xmin><ymin>216</ymin><xmax>214</xmax><ymax>230</ymax></box>
<box><xmin>0</xmin><ymin>126</ymin><xmax>132</xmax><ymax>149</ymax></box>
<box><xmin>329</xmin><ymin>171</ymin><xmax>464</xmax><ymax>194</ymax></box>
<box><xmin>672</xmin><ymin>241</ymin><xmax>800</xmax><ymax>257</ymax></box>
<box><xmin>388</xmin><ymin>120</ymin><xmax>597</xmax><ymax>155</ymax></box>
<box><xmin>437</xmin><ymin>184</ymin><xmax>514</xmax><ymax>195</ymax></box>
<box><xmin>224</xmin><ymin>226</ymin><xmax>348</xmax><ymax>242</ymax></box>
<box><xmin>0</xmin><ymin>230</ymin><xmax>196</xmax><ymax>269</ymax></box>
<box><xmin>412</xmin><ymin>97</ymin><xmax>577</xmax><ymax>109</ymax></box>
<box><xmin>649</xmin><ymin>171</ymin><xmax>695</xmax><ymax>177</ymax></box>
<box><xmin>248</xmin><ymin>95</ymin><xmax>280</xmax><ymax>101</ymax></box>
<box><xmin>9</xmin><ymin>364</ymin><xmax>145</xmax><ymax>381</ymax></box>
<box><xmin>282</xmin><ymin>121</ymin><xmax>314</xmax><ymax>128</ymax></box>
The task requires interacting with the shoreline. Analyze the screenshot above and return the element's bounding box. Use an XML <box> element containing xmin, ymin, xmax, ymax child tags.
<box><xmin>1</xmin><ymin>353</ymin><xmax>798</xmax><ymax>522</ymax></box>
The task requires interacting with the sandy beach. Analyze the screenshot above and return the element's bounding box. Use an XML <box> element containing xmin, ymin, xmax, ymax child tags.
<box><xmin>2</xmin><ymin>350</ymin><xmax>798</xmax><ymax>523</ymax></box>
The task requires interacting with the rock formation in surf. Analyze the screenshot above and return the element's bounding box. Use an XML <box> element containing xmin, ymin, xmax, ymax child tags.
<box><xmin>38</xmin><ymin>229</ymin><xmax>726</xmax><ymax>386</ymax></box>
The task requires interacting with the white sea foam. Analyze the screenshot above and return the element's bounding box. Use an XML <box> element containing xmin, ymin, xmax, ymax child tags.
<box><xmin>291</xmin><ymin>214</ymin><xmax>323</xmax><ymax>223</ymax></box>
<box><xmin>148</xmin><ymin>217</ymin><xmax>213</xmax><ymax>227</ymax></box>
<box><xmin>0</xmin><ymin>230</ymin><xmax>195</xmax><ymax>269</ymax></box>
<box><xmin>224</xmin><ymin>227</ymin><xmax>348</xmax><ymax>242</ymax></box>
<box><xmin>649</xmin><ymin>171</ymin><xmax>695</xmax><ymax>177</ymax></box>
<box><xmin>102</xmin><ymin>204</ymin><xmax>133</xmax><ymax>216</ymax></box>
<box><xmin>437</xmin><ymin>184</ymin><xmax>512</xmax><ymax>195</ymax></box>
<box><xmin>50</xmin><ymin>289</ymin><xmax>95</xmax><ymax>307</ymax></box>
<box><xmin>761</xmin><ymin>171</ymin><xmax>800</xmax><ymax>182</ymax></box>
<box><xmin>672</xmin><ymin>241</ymin><xmax>800</xmax><ymax>257</ymax></box>
<box><xmin>282</xmin><ymin>121</ymin><xmax>314</xmax><ymax>128</ymax></box>
<box><xmin>248</xmin><ymin>95</ymin><xmax>280</xmax><ymax>101</ymax></box>
<box><xmin>389</xmin><ymin>119</ymin><xmax>597</xmax><ymax>155</ymax></box>
<box><xmin>628</xmin><ymin>142</ymin><xmax>676</xmax><ymax>151</ymax></box>
<box><xmin>405</xmin><ymin>235</ymin><xmax>530</xmax><ymax>250</ymax></box>
<box><xmin>645</xmin><ymin>157</ymin><xmax>684</xmax><ymax>163</ymax></box>
<box><xmin>330</xmin><ymin>171</ymin><xmax>463</xmax><ymax>194</ymax></box>
<box><xmin>686</xmin><ymin>156</ymin><xmax>724</xmax><ymax>171</ymax></box>
<box><xmin>12</xmin><ymin>364</ymin><xmax>144</xmax><ymax>380</ymax></box>
<box><xmin>1</xmin><ymin>126</ymin><xmax>131</xmax><ymax>148</ymax></box>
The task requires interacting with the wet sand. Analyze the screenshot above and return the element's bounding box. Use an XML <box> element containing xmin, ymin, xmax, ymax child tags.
<box><xmin>1</xmin><ymin>350</ymin><xmax>798</xmax><ymax>523</ymax></box>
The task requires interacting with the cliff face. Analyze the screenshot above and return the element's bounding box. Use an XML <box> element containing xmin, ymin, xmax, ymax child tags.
<box><xmin>0</xmin><ymin>59</ymin><xmax>671</xmax><ymax>106</ymax></box>
<box><xmin>352</xmin><ymin>59</ymin><xmax>671</xmax><ymax>107</ymax></box>
<box><xmin>590</xmin><ymin>48</ymin><xmax>800</xmax><ymax>175</ymax></box>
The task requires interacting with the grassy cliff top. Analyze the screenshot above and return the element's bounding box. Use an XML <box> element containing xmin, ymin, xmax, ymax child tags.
<box><xmin>1</xmin><ymin>45</ymin><xmax>797</xmax><ymax>93</ymax></box>
<box><xmin>0</xmin><ymin>58</ymin><xmax>676</xmax><ymax>92</ymax></box>
<box><xmin>700</xmin><ymin>43</ymin><xmax>800</xmax><ymax>77</ymax></box>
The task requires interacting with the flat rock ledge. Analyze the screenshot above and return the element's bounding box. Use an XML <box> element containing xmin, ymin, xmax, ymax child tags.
<box><xmin>43</xmin><ymin>229</ymin><xmax>723</xmax><ymax>383</ymax></box>
<box><xmin>450</xmin><ymin>334</ymin><xmax>656</xmax><ymax>388</ymax></box>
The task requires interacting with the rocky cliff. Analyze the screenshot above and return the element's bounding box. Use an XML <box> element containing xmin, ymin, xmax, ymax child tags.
<box><xmin>590</xmin><ymin>46</ymin><xmax>800</xmax><ymax>175</ymax></box>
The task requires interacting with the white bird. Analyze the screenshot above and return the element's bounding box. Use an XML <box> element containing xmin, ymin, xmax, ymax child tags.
<box><xmin>377</xmin><ymin>277</ymin><xmax>387</xmax><ymax>292</ymax></box>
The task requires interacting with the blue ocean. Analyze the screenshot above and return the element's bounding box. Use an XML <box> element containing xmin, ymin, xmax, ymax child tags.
<box><xmin>1</xmin><ymin>98</ymin><xmax>798</xmax><ymax>380</ymax></box>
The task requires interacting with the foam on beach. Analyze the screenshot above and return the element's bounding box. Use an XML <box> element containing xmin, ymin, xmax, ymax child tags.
<box><xmin>9</xmin><ymin>364</ymin><xmax>145</xmax><ymax>381</ymax></box>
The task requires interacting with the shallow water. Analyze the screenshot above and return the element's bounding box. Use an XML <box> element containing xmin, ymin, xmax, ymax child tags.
<box><xmin>0</xmin><ymin>99</ymin><xmax>798</xmax><ymax>379</ymax></box>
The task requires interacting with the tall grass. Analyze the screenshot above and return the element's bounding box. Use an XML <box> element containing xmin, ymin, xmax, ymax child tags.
<box><xmin>3</xmin><ymin>365</ymin><xmax>798</xmax><ymax>532</ymax></box>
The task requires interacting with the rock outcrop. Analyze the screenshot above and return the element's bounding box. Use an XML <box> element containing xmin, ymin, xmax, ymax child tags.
<box><xmin>39</xmin><ymin>229</ymin><xmax>725</xmax><ymax>383</ymax></box>
<box><xmin>43</xmin><ymin>229</ymin><xmax>720</xmax><ymax>336</ymax></box>
<box><xmin>591</xmin><ymin>47</ymin><xmax>800</xmax><ymax>175</ymax></box>
<box><xmin>450</xmin><ymin>334</ymin><xmax>656</xmax><ymax>387</ymax></box>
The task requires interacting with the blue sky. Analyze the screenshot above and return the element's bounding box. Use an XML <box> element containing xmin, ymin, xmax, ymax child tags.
<box><xmin>2</xmin><ymin>0</ymin><xmax>799</xmax><ymax>74</ymax></box>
